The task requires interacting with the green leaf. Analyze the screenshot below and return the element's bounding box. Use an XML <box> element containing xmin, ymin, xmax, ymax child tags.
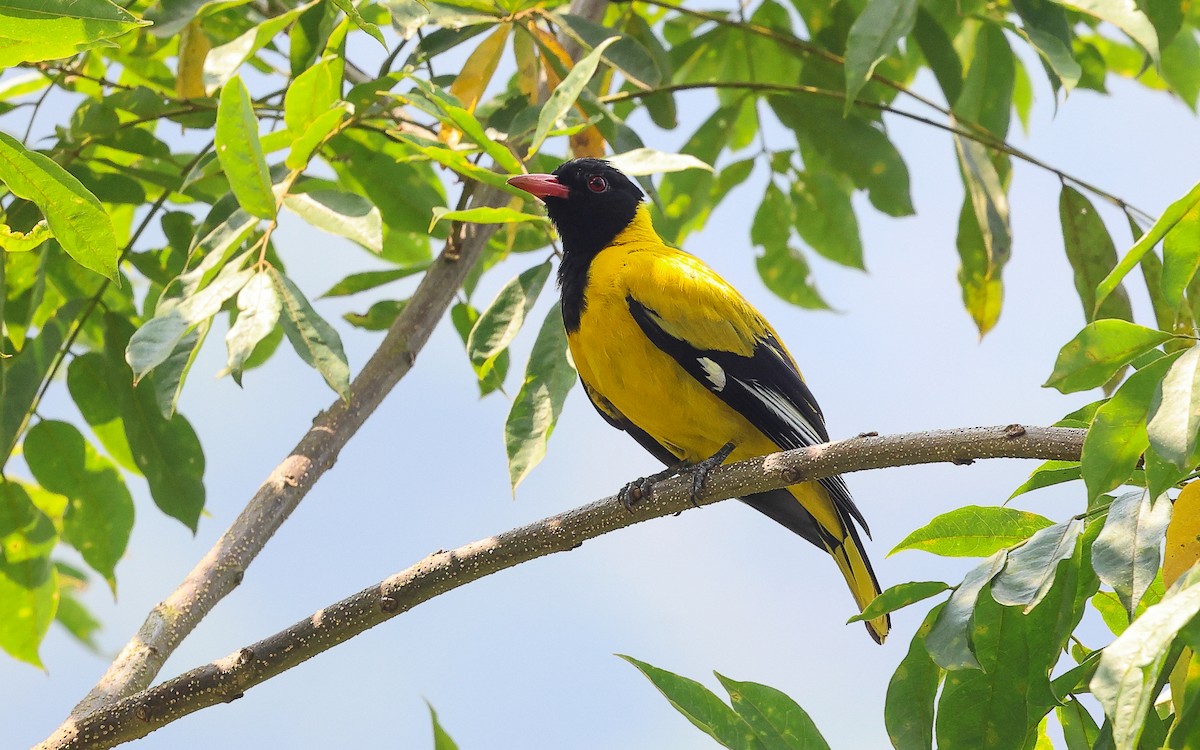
<box><xmin>844</xmin><ymin>0</ymin><xmax>917</xmax><ymax>110</ymax></box>
<box><xmin>1009</xmin><ymin>460</ymin><xmax>1082</xmax><ymax>499</ymax></box>
<box><xmin>1091</xmin><ymin>566</ymin><xmax>1200</xmax><ymax>750</ymax></box>
<box><xmin>429</xmin><ymin>206</ymin><xmax>549</xmax><ymax>232</ymax></box>
<box><xmin>321</xmin><ymin>262</ymin><xmax>430</xmax><ymax>298</ymax></box>
<box><xmin>1092</xmin><ymin>577</ymin><xmax>1165</xmax><ymax>636</ymax></box>
<box><xmin>24</xmin><ymin>421</ymin><xmax>133</xmax><ymax>590</ymax></box>
<box><xmin>330</xmin><ymin>0</ymin><xmax>386</xmax><ymax>48</ymax></box>
<box><xmin>1161</xmin><ymin>202</ymin><xmax>1200</xmax><ymax>311</ymax></box>
<box><xmin>1044</xmin><ymin>320</ymin><xmax>1173</xmax><ymax>394</ymax></box>
<box><xmin>956</xmin><ymin>196</ymin><xmax>1004</xmax><ymax>336</ymax></box>
<box><xmin>270</xmin><ymin>268</ymin><xmax>350</xmax><ymax>398</ymax></box>
<box><xmin>151</xmin><ymin>321</ymin><xmax>208</xmax><ymax>420</ymax></box>
<box><xmin>753</xmin><ymin>183</ymin><xmax>829</xmax><ymax>310</ymax></box>
<box><xmin>606</xmin><ymin>148</ymin><xmax>713</xmax><ymax>176</ymax></box>
<box><xmin>1052</xmin><ymin>0</ymin><xmax>1159</xmax><ymax>62</ymax></box>
<box><xmin>284</xmin><ymin>190</ymin><xmax>382</xmax><ymax>253</ymax></box>
<box><xmin>1146</xmin><ymin>344</ymin><xmax>1200</xmax><ymax>469</ymax></box>
<box><xmin>527</xmin><ymin>37</ymin><xmax>619</xmax><ymax>157</ymax></box>
<box><xmin>0</xmin><ymin>302</ymin><xmax>71</xmax><ymax>463</ymax></box>
<box><xmin>202</xmin><ymin>1</ymin><xmax>318</xmax><ymax>86</ymax></box>
<box><xmin>849</xmin><ymin>581</ymin><xmax>949</xmax><ymax>623</ymax></box>
<box><xmin>715</xmin><ymin>672</ymin><xmax>832</xmax><ymax>750</ymax></box>
<box><xmin>955</xmin><ymin>132</ymin><xmax>1011</xmax><ymax>303</ymax></box>
<box><xmin>1060</xmin><ymin>185</ymin><xmax>1134</xmax><ymax>322</ymax></box>
<box><xmin>1093</xmin><ymin>490</ymin><xmax>1173</xmax><ymax>616</ymax></box>
<box><xmin>1058</xmin><ymin>697</ymin><xmax>1102</xmax><ymax>750</ymax></box>
<box><xmin>0</xmin><ymin>480</ymin><xmax>57</xmax><ymax>563</ymax></box>
<box><xmin>450</xmin><ymin>302</ymin><xmax>507</xmax><ymax>396</ymax></box>
<box><xmin>467</xmin><ymin>261</ymin><xmax>551</xmax><ymax>379</ymax></box>
<box><xmin>0</xmin><ymin>0</ymin><xmax>147</xmax><ymax>67</ymax></box>
<box><xmin>1028</xmin><ymin>29</ymin><xmax>1082</xmax><ymax>94</ymax></box>
<box><xmin>891</xmin><ymin>505</ymin><xmax>1054</xmax><ymax>557</ymax></box>
<box><xmin>66</xmin><ymin>352</ymin><xmax>139</xmax><ymax>472</ymax></box>
<box><xmin>0</xmin><ymin>132</ymin><xmax>118</xmax><ymax>280</ymax></box>
<box><xmin>1081</xmin><ymin>353</ymin><xmax>1181</xmax><ymax>500</ymax></box>
<box><xmin>1161</xmin><ymin>29</ymin><xmax>1200</xmax><ymax>110</ymax></box>
<box><xmin>285</xmin><ymin>104</ymin><xmax>349</xmax><ymax>170</ymax></box>
<box><xmin>936</xmin><ymin>548</ymin><xmax>1096</xmax><ymax>750</ymax></box>
<box><xmin>224</xmin><ymin>270</ymin><xmax>281</xmax><ymax>386</ymax></box>
<box><xmin>0</xmin><ymin>220</ymin><xmax>50</xmax><ymax>252</ymax></box>
<box><xmin>770</xmin><ymin>96</ymin><xmax>914</xmax><ymax>218</ymax></box>
<box><xmin>885</xmin><ymin>604</ymin><xmax>943</xmax><ymax>750</ymax></box>
<box><xmin>954</xmin><ymin>23</ymin><xmax>1015</xmax><ymax>138</ymax></box>
<box><xmin>343</xmin><ymin>299</ymin><xmax>406</xmax><ymax>330</ymax></box>
<box><xmin>620</xmin><ymin>655</ymin><xmax>762</xmax><ymax>750</ymax></box>
<box><xmin>1095</xmin><ymin>180</ymin><xmax>1200</xmax><ymax>314</ymax></box>
<box><xmin>284</xmin><ymin>57</ymin><xmax>341</xmax><ymax>133</ymax></box>
<box><xmin>428</xmin><ymin>703</ymin><xmax>460</xmax><ymax>750</ymax></box>
<box><xmin>991</xmin><ymin>519</ymin><xmax>1084</xmax><ymax>611</ymax></box>
<box><xmin>0</xmin><ymin>554</ymin><xmax>55</xmax><ymax>667</ymax></box>
<box><xmin>216</xmin><ymin>76</ymin><xmax>276</xmax><ymax>220</ymax></box>
<box><xmin>127</xmin><ymin>258</ymin><xmax>255</xmax><ymax>382</ymax></box>
<box><xmin>925</xmin><ymin>551</ymin><xmax>1007</xmax><ymax>670</ymax></box>
<box><xmin>555</xmin><ymin>12</ymin><xmax>661</xmax><ymax>88</ymax></box>
<box><xmin>506</xmin><ymin>304</ymin><xmax>576</xmax><ymax>492</ymax></box>
<box><xmin>790</xmin><ymin>171</ymin><xmax>864</xmax><ymax>270</ymax></box>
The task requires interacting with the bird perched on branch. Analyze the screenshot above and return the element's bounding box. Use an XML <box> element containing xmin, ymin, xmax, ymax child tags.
<box><xmin>508</xmin><ymin>159</ymin><xmax>889</xmax><ymax>643</ymax></box>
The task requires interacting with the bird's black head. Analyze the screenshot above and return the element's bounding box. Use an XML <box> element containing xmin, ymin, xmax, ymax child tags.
<box><xmin>508</xmin><ymin>159</ymin><xmax>644</xmax><ymax>332</ymax></box>
<box><xmin>508</xmin><ymin>158</ymin><xmax>644</xmax><ymax>261</ymax></box>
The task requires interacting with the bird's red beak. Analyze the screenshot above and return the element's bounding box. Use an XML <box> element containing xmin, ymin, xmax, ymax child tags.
<box><xmin>507</xmin><ymin>173</ymin><xmax>571</xmax><ymax>200</ymax></box>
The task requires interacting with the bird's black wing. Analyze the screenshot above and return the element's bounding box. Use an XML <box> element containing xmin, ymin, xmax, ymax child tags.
<box><xmin>627</xmin><ymin>296</ymin><xmax>871</xmax><ymax>537</ymax></box>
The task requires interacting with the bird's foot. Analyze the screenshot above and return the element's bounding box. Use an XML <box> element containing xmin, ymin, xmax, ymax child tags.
<box><xmin>687</xmin><ymin>442</ymin><xmax>736</xmax><ymax>507</ymax></box>
<box><xmin>618</xmin><ymin>464</ymin><xmax>685</xmax><ymax>511</ymax></box>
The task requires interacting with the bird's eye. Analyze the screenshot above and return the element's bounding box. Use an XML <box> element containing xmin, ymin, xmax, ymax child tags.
<box><xmin>586</xmin><ymin>175</ymin><xmax>608</xmax><ymax>193</ymax></box>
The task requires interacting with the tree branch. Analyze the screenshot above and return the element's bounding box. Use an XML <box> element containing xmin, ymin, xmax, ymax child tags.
<box><xmin>61</xmin><ymin>184</ymin><xmax>507</xmax><ymax>721</ymax></box>
<box><xmin>41</xmin><ymin>425</ymin><xmax>1085</xmax><ymax>750</ymax></box>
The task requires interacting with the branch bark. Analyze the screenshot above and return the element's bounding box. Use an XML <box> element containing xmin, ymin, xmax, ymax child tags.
<box><xmin>63</xmin><ymin>184</ymin><xmax>507</xmax><ymax>720</ymax></box>
<box><xmin>40</xmin><ymin>425</ymin><xmax>1085</xmax><ymax>750</ymax></box>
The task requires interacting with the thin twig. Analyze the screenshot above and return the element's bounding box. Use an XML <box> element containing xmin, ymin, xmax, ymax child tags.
<box><xmin>39</xmin><ymin>425</ymin><xmax>1087</xmax><ymax>750</ymax></box>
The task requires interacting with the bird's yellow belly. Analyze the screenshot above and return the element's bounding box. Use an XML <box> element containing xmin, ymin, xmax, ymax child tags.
<box><xmin>570</xmin><ymin>303</ymin><xmax>774</xmax><ymax>464</ymax></box>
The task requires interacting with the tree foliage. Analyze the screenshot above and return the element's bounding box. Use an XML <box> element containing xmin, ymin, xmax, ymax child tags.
<box><xmin>2</xmin><ymin>0</ymin><xmax>1200</xmax><ymax>747</ymax></box>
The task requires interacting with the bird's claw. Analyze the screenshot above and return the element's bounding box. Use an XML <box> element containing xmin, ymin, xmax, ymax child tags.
<box><xmin>687</xmin><ymin>442</ymin><xmax>736</xmax><ymax>507</ymax></box>
<box><xmin>618</xmin><ymin>475</ymin><xmax>658</xmax><ymax>511</ymax></box>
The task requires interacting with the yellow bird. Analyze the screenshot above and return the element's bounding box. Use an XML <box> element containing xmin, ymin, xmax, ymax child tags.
<box><xmin>508</xmin><ymin>159</ymin><xmax>889</xmax><ymax>643</ymax></box>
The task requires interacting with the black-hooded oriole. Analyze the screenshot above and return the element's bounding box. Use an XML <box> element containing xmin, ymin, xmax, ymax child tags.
<box><xmin>508</xmin><ymin>158</ymin><xmax>889</xmax><ymax>643</ymax></box>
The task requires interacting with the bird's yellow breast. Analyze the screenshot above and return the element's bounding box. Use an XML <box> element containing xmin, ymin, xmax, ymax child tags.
<box><xmin>566</xmin><ymin>208</ymin><xmax>782</xmax><ymax>464</ymax></box>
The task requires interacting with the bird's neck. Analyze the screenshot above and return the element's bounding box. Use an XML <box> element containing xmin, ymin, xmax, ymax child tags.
<box><xmin>558</xmin><ymin>204</ymin><xmax>657</xmax><ymax>333</ymax></box>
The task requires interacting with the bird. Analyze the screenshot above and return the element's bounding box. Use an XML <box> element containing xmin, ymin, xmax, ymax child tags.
<box><xmin>507</xmin><ymin>158</ymin><xmax>889</xmax><ymax>643</ymax></box>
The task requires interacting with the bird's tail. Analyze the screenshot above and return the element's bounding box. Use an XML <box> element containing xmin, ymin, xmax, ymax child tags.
<box><xmin>823</xmin><ymin>520</ymin><xmax>890</xmax><ymax>644</ymax></box>
<box><xmin>742</xmin><ymin>485</ymin><xmax>889</xmax><ymax>643</ymax></box>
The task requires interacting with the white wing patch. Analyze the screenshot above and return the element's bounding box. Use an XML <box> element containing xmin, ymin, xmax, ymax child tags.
<box><xmin>734</xmin><ymin>377</ymin><xmax>824</xmax><ymax>448</ymax></box>
<box><xmin>697</xmin><ymin>357</ymin><xmax>727</xmax><ymax>391</ymax></box>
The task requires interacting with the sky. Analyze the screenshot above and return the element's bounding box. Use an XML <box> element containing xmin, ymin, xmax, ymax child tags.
<box><xmin>5</xmin><ymin>14</ymin><xmax>1200</xmax><ymax>750</ymax></box>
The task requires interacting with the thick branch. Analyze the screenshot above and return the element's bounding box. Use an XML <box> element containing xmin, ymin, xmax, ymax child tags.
<box><xmin>41</xmin><ymin>425</ymin><xmax>1084</xmax><ymax>750</ymax></box>
<box><xmin>63</xmin><ymin>185</ymin><xmax>506</xmax><ymax>720</ymax></box>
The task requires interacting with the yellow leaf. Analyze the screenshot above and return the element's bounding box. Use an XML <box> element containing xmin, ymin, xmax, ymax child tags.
<box><xmin>176</xmin><ymin>19</ymin><xmax>211</xmax><ymax>100</ymax></box>
<box><xmin>450</xmin><ymin>24</ymin><xmax>511</xmax><ymax>111</ymax></box>
<box><xmin>570</xmin><ymin>126</ymin><xmax>605</xmax><ymax>158</ymax></box>
<box><xmin>513</xmin><ymin>26</ymin><xmax>538</xmax><ymax>104</ymax></box>
<box><xmin>1165</xmin><ymin>481</ymin><xmax>1200</xmax><ymax>588</ymax></box>
<box><xmin>441</xmin><ymin>24</ymin><xmax>510</xmax><ymax>147</ymax></box>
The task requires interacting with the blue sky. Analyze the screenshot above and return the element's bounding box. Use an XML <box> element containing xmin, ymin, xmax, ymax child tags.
<box><xmin>6</xmin><ymin>19</ymin><xmax>1200</xmax><ymax>750</ymax></box>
